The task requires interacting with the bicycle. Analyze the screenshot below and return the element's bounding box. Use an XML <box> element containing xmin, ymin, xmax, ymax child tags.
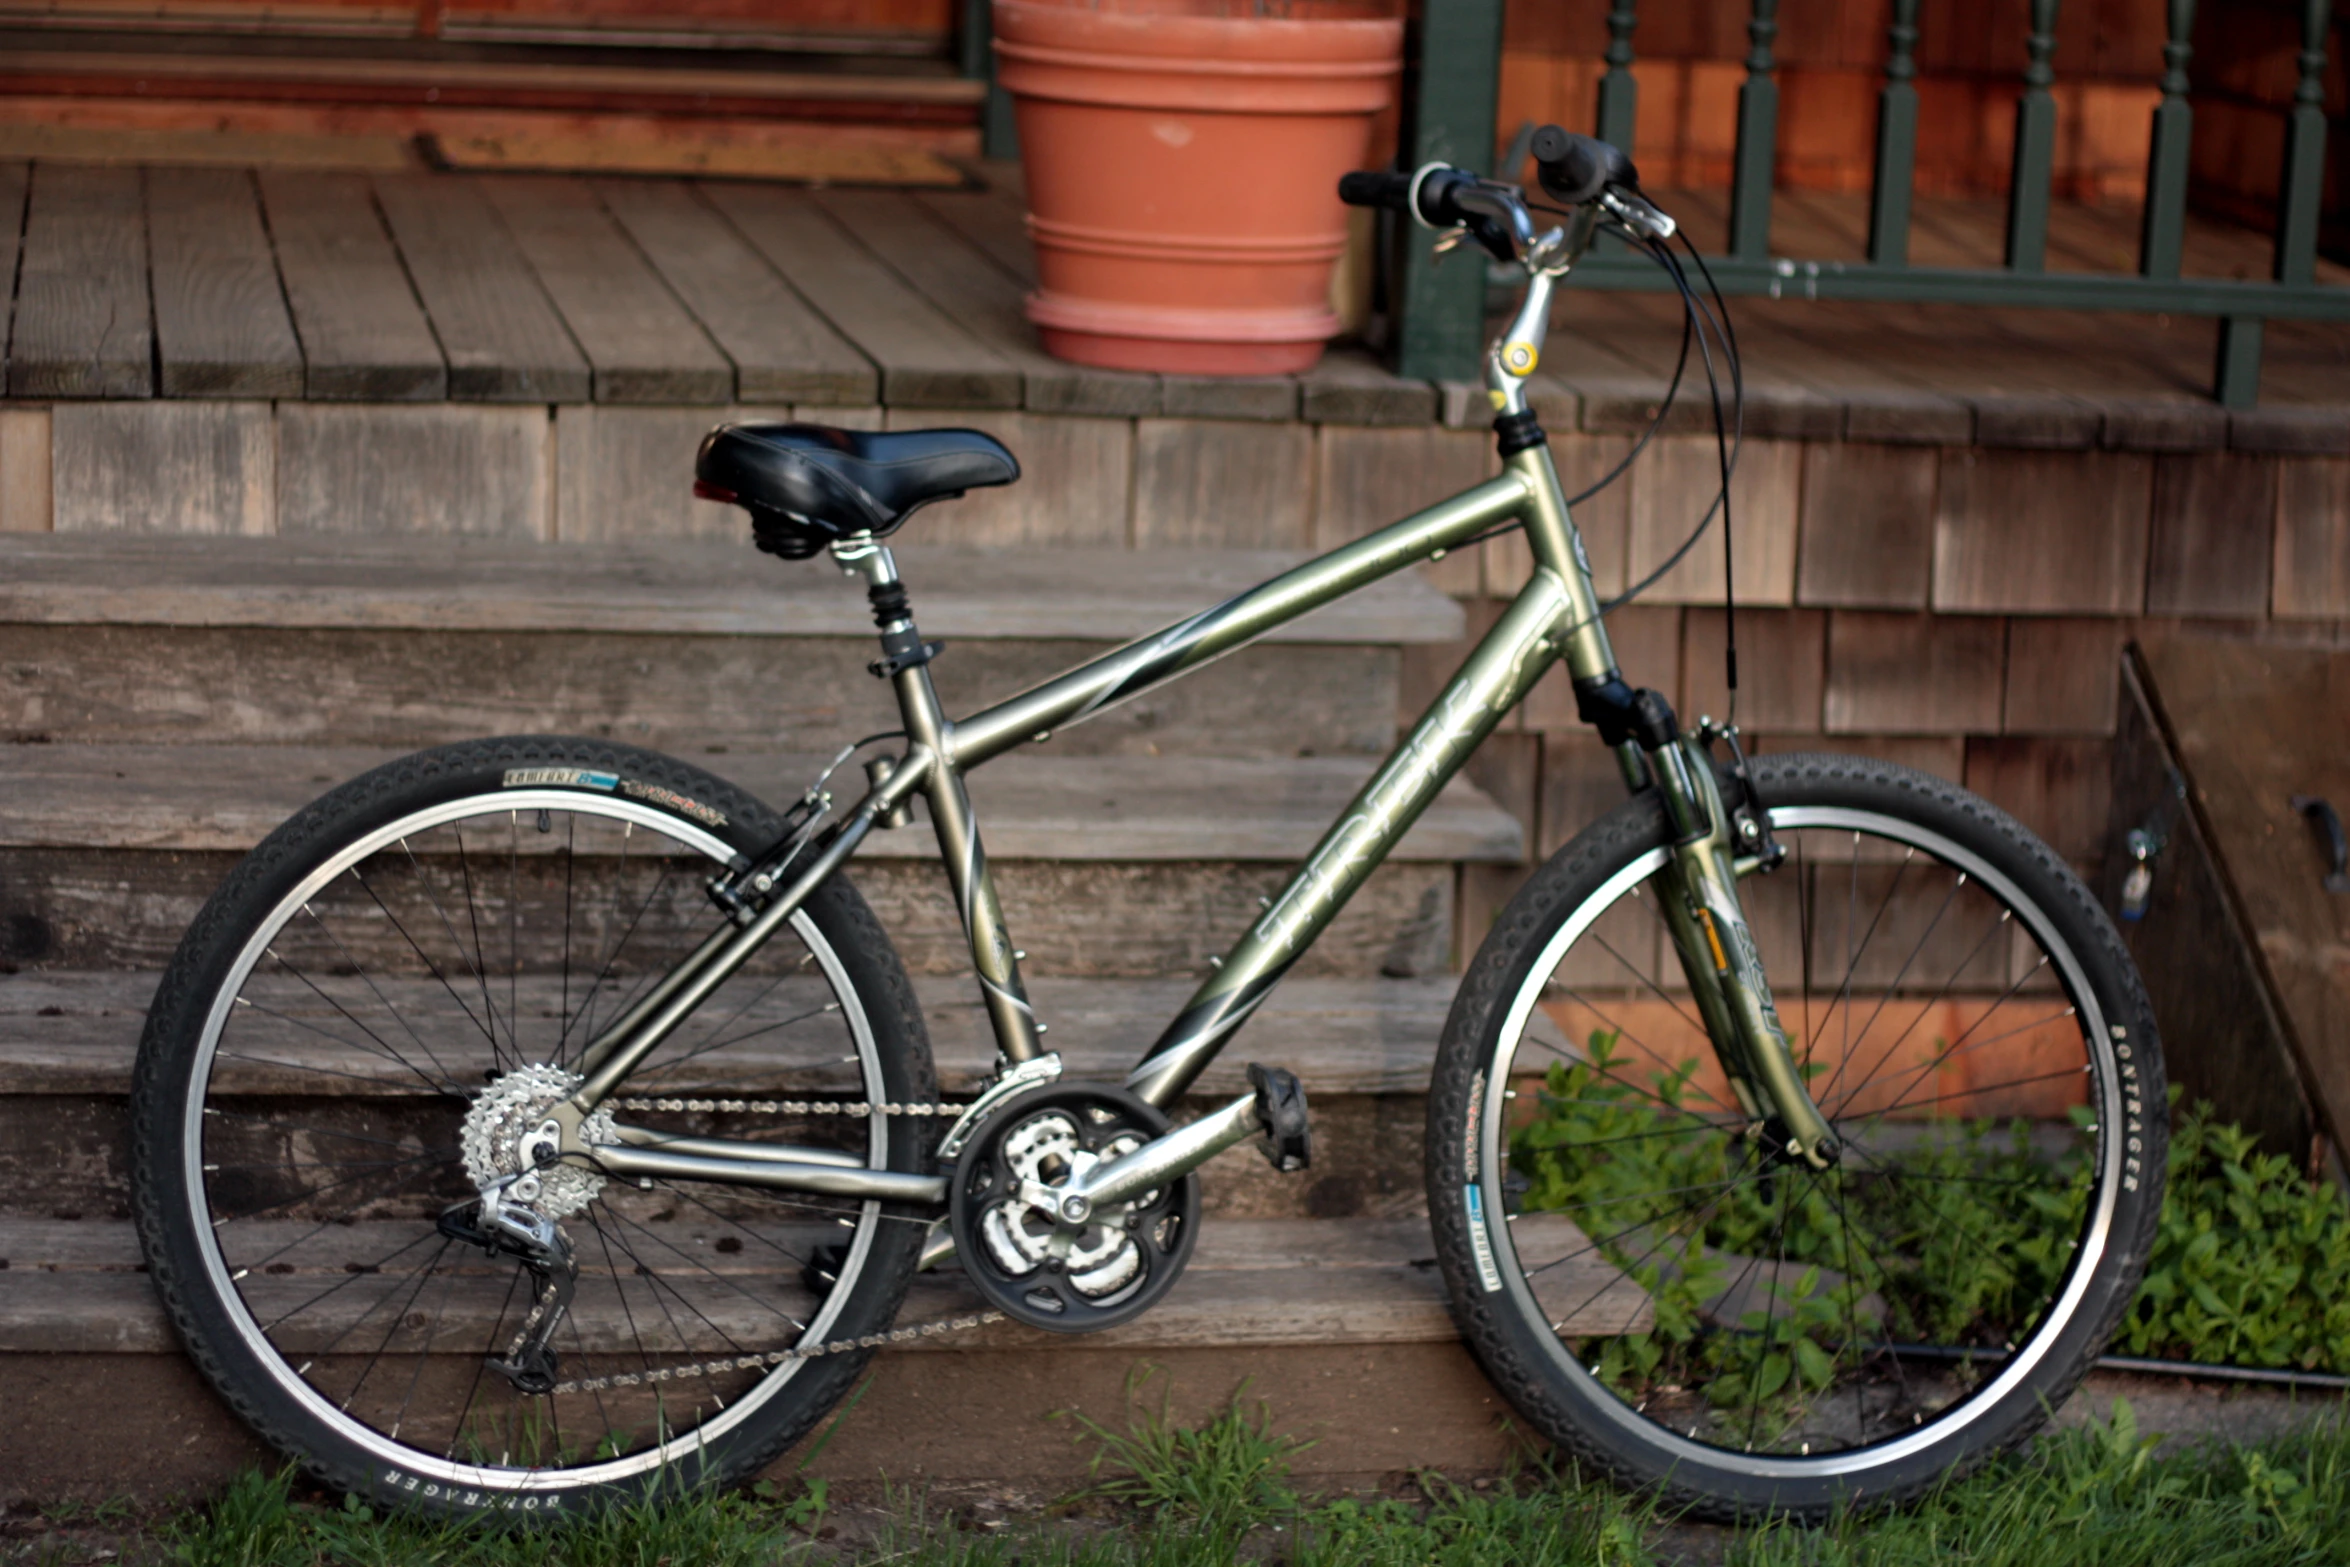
<box><xmin>128</xmin><ymin>130</ymin><xmax>2166</xmax><ymax>1523</ymax></box>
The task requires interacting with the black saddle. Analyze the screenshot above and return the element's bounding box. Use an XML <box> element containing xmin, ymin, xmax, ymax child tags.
<box><xmin>694</xmin><ymin>423</ymin><xmax>1020</xmax><ymax>560</ymax></box>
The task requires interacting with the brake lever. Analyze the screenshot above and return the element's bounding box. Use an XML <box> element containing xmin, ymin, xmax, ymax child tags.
<box><xmin>1599</xmin><ymin>188</ymin><xmax>1676</xmax><ymax>243</ymax></box>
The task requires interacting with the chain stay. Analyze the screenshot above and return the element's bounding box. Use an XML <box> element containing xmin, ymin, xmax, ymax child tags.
<box><xmin>526</xmin><ymin>1091</ymin><xmax>995</xmax><ymax>1395</ymax></box>
<box><xmin>609</xmin><ymin>1096</ymin><xmax>961</xmax><ymax>1117</ymax></box>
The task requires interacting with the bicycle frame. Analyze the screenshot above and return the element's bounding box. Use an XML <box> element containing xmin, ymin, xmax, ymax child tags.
<box><xmin>560</xmin><ymin>176</ymin><xmax>1838</xmax><ymax>1206</ymax></box>
<box><xmin>556</xmin><ymin>438</ymin><xmax>1627</xmax><ymax>1206</ymax></box>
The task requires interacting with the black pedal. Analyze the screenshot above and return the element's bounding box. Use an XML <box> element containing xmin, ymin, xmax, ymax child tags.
<box><xmin>1247</xmin><ymin>1063</ymin><xmax>1311</xmax><ymax>1174</ymax></box>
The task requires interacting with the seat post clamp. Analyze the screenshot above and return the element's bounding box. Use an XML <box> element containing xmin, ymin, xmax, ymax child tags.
<box><xmin>870</xmin><ymin>628</ymin><xmax>945</xmax><ymax>680</ymax></box>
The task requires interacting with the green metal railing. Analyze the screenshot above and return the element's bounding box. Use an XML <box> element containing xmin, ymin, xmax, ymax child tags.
<box><xmin>1401</xmin><ymin>0</ymin><xmax>2345</xmax><ymax>406</ymax></box>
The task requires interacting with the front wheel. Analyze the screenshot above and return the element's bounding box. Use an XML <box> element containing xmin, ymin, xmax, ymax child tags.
<box><xmin>130</xmin><ymin>738</ymin><xmax>937</xmax><ymax>1519</ymax></box>
<box><xmin>1428</xmin><ymin>752</ymin><xmax>2165</xmax><ymax>1521</ymax></box>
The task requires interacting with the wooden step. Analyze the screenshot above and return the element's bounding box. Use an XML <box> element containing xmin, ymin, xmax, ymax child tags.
<box><xmin>0</xmin><ymin>536</ymin><xmax>1444</xmax><ymax>756</ymax></box>
<box><xmin>0</xmin><ymin>745</ymin><xmax>1520</xmax><ymax>863</ymax></box>
<box><xmin>0</xmin><ymin>741</ymin><xmax>1513</xmax><ymax>979</ymax></box>
<box><xmin>0</xmin><ymin>1215</ymin><xmax>1649</xmax><ymax>1358</ymax></box>
<box><xmin>0</xmin><ymin>536</ymin><xmax>1461</xmax><ymax>645</ymax></box>
<box><xmin>0</xmin><ymin>971</ymin><xmax>1496</xmax><ymax>1099</ymax></box>
<box><xmin>0</xmin><ymin>970</ymin><xmax>1563</xmax><ymax>1220</ymax></box>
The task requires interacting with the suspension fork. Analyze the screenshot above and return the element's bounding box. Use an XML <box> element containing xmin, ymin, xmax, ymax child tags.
<box><xmin>1645</xmin><ymin>727</ymin><xmax>1838</xmax><ymax>1168</ymax></box>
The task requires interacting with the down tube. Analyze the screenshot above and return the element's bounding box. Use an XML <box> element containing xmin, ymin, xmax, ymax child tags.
<box><xmin>1124</xmin><ymin>568</ymin><xmax>1578</xmax><ymax>1110</ymax></box>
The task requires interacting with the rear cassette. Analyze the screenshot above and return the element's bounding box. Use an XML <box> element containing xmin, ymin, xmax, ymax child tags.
<box><xmin>947</xmin><ymin>1082</ymin><xmax>1199</xmax><ymax>1333</ymax></box>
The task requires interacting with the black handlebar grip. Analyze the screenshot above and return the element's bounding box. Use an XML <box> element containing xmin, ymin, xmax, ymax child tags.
<box><xmin>1528</xmin><ymin>125</ymin><xmax>1639</xmax><ymax>204</ymax></box>
<box><xmin>1337</xmin><ymin>170</ymin><xmax>1413</xmax><ymax>211</ymax></box>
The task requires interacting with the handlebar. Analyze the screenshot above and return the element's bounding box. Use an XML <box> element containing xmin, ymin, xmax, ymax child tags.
<box><xmin>1337</xmin><ymin>126</ymin><xmax>1670</xmax><ymax>264</ymax></box>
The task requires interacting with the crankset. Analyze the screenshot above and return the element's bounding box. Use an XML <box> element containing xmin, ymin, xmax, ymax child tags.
<box><xmin>947</xmin><ymin>1082</ymin><xmax>1200</xmax><ymax>1333</ymax></box>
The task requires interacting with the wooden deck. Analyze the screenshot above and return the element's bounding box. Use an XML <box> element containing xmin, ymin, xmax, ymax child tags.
<box><xmin>1</xmin><ymin>158</ymin><xmax>2345</xmax><ymax>436</ymax></box>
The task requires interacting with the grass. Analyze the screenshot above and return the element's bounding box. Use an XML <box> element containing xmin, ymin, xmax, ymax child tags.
<box><xmin>20</xmin><ymin>1375</ymin><xmax>2345</xmax><ymax>1567</ymax></box>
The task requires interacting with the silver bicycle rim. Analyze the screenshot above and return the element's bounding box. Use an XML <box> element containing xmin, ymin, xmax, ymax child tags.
<box><xmin>179</xmin><ymin>790</ymin><xmax>888</xmax><ymax>1499</ymax></box>
<box><xmin>1475</xmin><ymin>803</ymin><xmax>2124</xmax><ymax>1478</ymax></box>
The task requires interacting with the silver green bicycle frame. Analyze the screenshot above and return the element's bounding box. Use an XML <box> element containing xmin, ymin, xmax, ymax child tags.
<box><xmin>555</xmin><ymin>171</ymin><xmax>1836</xmax><ymax>1208</ymax></box>
<box><xmin>563</xmin><ymin>439</ymin><xmax>1625</xmax><ymax>1177</ymax></box>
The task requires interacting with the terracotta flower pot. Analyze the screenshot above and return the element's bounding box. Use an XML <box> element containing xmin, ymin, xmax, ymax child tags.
<box><xmin>994</xmin><ymin>0</ymin><xmax>1402</xmax><ymax>376</ymax></box>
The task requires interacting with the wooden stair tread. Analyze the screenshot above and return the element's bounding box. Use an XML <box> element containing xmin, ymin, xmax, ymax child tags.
<box><xmin>0</xmin><ymin>972</ymin><xmax>1557</xmax><ymax>1097</ymax></box>
<box><xmin>0</xmin><ymin>51</ymin><xmax>986</xmax><ymax>106</ymax></box>
<box><xmin>0</xmin><ymin>1216</ymin><xmax>1652</xmax><ymax>1353</ymax></box>
<box><xmin>0</xmin><ymin>744</ymin><xmax>1526</xmax><ymax>863</ymax></box>
<box><xmin>0</xmin><ymin>536</ymin><xmax>1465</xmax><ymax>646</ymax></box>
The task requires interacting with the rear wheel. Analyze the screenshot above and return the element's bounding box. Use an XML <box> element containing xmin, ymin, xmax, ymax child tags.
<box><xmin>1428</xmin><ymin>753</ymin><xmax>2164</xmax><ymax>1520</ymax></box>
<box><xmin>131</xmin><ymin>738</ymin><xmax>935</xmax><ymax>1519</ymax></box>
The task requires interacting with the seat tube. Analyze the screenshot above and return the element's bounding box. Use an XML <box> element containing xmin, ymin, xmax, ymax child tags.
<box><xmin>907</xmin><ymin>680</ymin><xmax>1045</xmax><ymax>1065</ymax></box>
<box><xmin>838</xmin><ymin>536</ymin><xmax>1045</xmax><ymax>1067</ymax></box>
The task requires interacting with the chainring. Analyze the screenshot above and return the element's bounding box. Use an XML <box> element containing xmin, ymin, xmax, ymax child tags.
<box><xmin>946</xmin><ymin>1081</ymin><xmax>1199</xmax><ymax>1334</ymax></box>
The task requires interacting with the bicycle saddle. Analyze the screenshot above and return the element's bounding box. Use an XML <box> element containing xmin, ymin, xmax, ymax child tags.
<box><xmin>694</xmin><ymin>422</ymin><xmax>1021</xmax><ymax>559</ymax></box>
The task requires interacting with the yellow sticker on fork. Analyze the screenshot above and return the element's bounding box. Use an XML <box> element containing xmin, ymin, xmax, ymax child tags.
<box><xmin>1696</xmin><ymin>906</ymin><xmax>1731</xmax><ymax>973</ymax></box>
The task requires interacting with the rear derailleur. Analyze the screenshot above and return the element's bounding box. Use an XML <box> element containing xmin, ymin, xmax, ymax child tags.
<box><xmin>438</xmin><ymin>1181</ymin><xmax>578</xmax><ymax>1396</ymax></box>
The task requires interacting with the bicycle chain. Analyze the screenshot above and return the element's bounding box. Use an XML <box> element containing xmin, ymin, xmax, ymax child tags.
<box><xmin>531</xmin><ymin>1092</ymin><xmax>1001</xmax><ymax>1396</ymax></box>
<box><xmin>608</xmin><ymin>1095</ymin><xmax>963</xmax><ymax>1117</ymax></box>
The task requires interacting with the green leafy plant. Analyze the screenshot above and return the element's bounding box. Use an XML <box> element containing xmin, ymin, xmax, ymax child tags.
<box><xmin>2118</xmin><ymin>1100</ymin><xmax>2350</xmax><ymax>1373</ymax></box>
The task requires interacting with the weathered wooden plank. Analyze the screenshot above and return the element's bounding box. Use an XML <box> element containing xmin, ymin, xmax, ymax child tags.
<box><xmin>814</xmin><ymin>188</ymin><xmax>1157</xmax><ymax>417</ymax></box>
<box><xmin>2272</xmin><ymin>457</ymin><xmax>2350</xmax><ymax>619</ymax></box>
<box><xmin>2107</xmin><ymin>651</ymin><xmax>2317</xmax><ymax>1160</ymax></box>
<box><xmin>0</xmin><ymin>624</ymin><xmax>1399</xmax><ymax>758</ymax></box>
<box><xmin>0</xmin><ymin>744</ymin><xmax>1523</xmax><ymax>864</ymax></box>
<box><xmin>145</xmin><ymin>168</ymin><xmax>302</xmax><ymax>399</ymax></box>
<box><xmin>276</xmin><ymin>404</ymin><xmax>549</xmax><ymax>537</ymax></box>
<box><xmin>481</xmin><ymin>176</ymin><xmax>730</xmax><ymax>405</ymax></box>
<box><xmin>1624</xmin><ymin>435</ymin><xmax>1802</xmax><ymax>605</ymax></box>
<box><xmin>0</xmin><ymin>972</ymin><xmax>1464</xmax><ymax>1098</ymax></box>
<box><xmin>6</xmin><ymin>165</ymin><xmax>148</xmax><ymax>398</ymax></box>
<box><xmin>0</xmin><ymin>163</ymin><xmax>27</xmax><ymax>381</ymax></box>
<box><xmin>0</xmin><ymin>1215</ymin><xmax>1651</xmax><ymax>1354</ymax></box>
<box><xmin>1823</xmin><ymin>611</ymin><xmax>2006</xmax><ymax>735</ymax></box>
<box><xmin>1681</xmin><ymin>607</ymin><xmax>1826</xmax><ymax>733</ymax></box>
<box><xmin>257</xmin><ymin>171</ymin><xmax>445</xmax><ymax>401</ymax></box>
<box><xmin>0</xmin><ymin>534</ymin><xmax>1464</xmax><ymax>644</ymax></box>
<box><xmin>2146</xmin><ymin>452</ymin><xmax>2277</xmax><ymax>618</ymax></box>
<box><xmin>1160</xmin><ymin>375</ymin><xmax>1302</xmax><ymax>422</ymax></box>
<box><xmin>913</xmin><ymin>184</ymin><xmax>1037</xmax><ymax>281</ymax></box>
<box><xmin>704</xmin><ymin>183</ymin><xmax>1021</xmax><ymax>409</ymax></box>
<box><xmin>1794</xmin><ymin>442</ymin><xmax>1938</xmax><ymax>609</ymax></box>
<box><xmin>1933</xmin><ymin>448</ymin><xmax>2153</xmax><ymax>614</ymax></box>
<box><xmin>0</xmin><ymin>848</ymin><xmax>1455</xmax><ymax>978</ymax></box>
<box><xmin>2136</xmin><ymin>635</ymin><xmax>2350</xmax><ymax>1160</ymax></box>
<box><xmin>1298</xmin><ymin>348</ymin><xmax>1437</xmax><ymax>426</ymax></box>
<box><xmin>594</xmin><ymin>179</ymin><xmax>874</xmax><ymax>406</ymax></box>
<box><xmin>49</xmin><ymin>403</ymin><xmax>273</xmax><ymax>536</ymax></box>
<box><xmin>371</xmin><ymin>173</ymin><xmax>588</xmax><ymax>402</ymax></box>
<box><xmin>1132</xmin><ymin>419</ymin><xmax>1315</xmax><ymax>549</ymax></box>
<box><xmin>2002</xmin><ymin>618</ymin><xmax>2126</xmax><ymax>735</ymax></box>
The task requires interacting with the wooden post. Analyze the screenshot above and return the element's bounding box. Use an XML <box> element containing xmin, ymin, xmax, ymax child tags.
<box><xmin>2274</xmin><ymin>0</ymin><xmax>2333</xmax><ymax>287</ymax></box>
<box><xmin>1727</xmin><ymin>0</ymin><xmax>1780</xmax><ymax>261</ymax></box>
<box><xmin>960</xmin><ymin>0</ymin><xmax>1018</xmax><ymax>161</ymax></box>
<box><xmin>1396</xmin><ymin>0</ymin><xmax>1505</xmax><ymax>383</ymax></box>
<box><xmin>1596</xmin><ymin>0</ymin><xmax>1640</xmax><ymax>152</ymax></box>
<box><xmin>2138</xmin><ymin>0</ymin><xmax>2195</xmax><ymax>280</ymax></box>
<box><xmin>2005</xmin><ymin>0</ymin><xmax>2061</xmax><ymax>273</ymax></box>
<box><xmin>1867</xmin><ymin>0</ymin><xmax>1922</xmax><ymax>266</ymax></box>
<box><xmin>2214</xmin><ymin>314</ymin><xmax>2264</xmax><ymax>408</ymax></box>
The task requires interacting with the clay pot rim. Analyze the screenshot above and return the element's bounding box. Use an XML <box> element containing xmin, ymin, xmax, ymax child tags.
<box><xmin>993</xmin><ymin>0</ymin><xmax>1403</xmax><ymax>61</ymax></box>
<box><xmin>1027</xmin><ymin>289</ymin><xmax>1341</xmax><ymax>344</ymax></box>
<box><xmin>994</xmin><ymin>37</ymin><xmax>1400</xmax><ymax>81</ymax></box>
<box><xmin>1029</xmin><ymin>213</ymin><xmax>1344</xmax><ymax>264</ymax></box>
